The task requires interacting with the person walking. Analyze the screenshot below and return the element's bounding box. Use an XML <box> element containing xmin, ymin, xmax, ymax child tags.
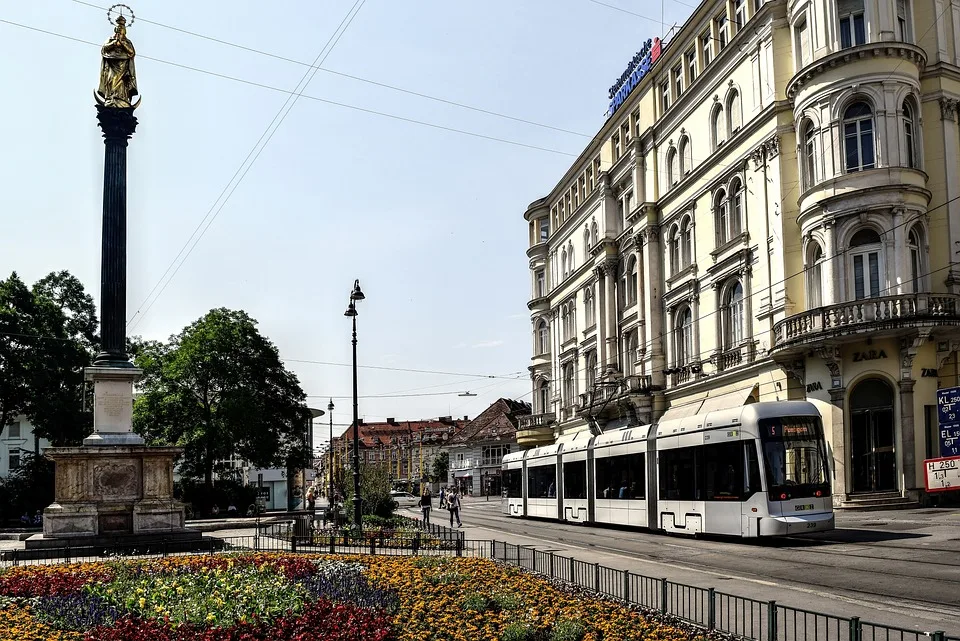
<box><xmin>438</xmin><ymin>487</ymin><xmax>446</xmax><ymax>509</ymax></box>
<box><xmin>447</xmin><ymin>489</ymin><xmax>462</xmax><ymax>528</ymax></box>
<box><xmin>418</xmin><ymin>488</ymin><xmax>433</xmax><ymax>526</ymax></box>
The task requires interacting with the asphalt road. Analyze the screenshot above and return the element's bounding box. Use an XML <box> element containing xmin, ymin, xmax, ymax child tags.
<box><xmin>440</xmin><ymin>499</ymin><xmax>960</xmax><ymax>634</ymax></box>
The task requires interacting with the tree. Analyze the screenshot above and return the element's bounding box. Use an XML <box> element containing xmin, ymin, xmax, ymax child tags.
<box><xmin>0</xmin><ymin>271</ymin><xmax>98</xmax><ymax>446</ymax></box>
<box><xmin>344</xmin><ymin>461</ymin><xmax>394</xmax><ymax>519</ymax></box>
<box><xmin>133</xmin><ymin>308</ymin><xmax>311</xmax><ymax>510</ymax></box>
<box><xmin>431</xmin><ymin>451</ymin><xmax>449</xmax><ymax>485</ymax></box>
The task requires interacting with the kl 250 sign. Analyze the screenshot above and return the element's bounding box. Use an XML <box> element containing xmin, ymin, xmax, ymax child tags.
<box><xmin>923</xmin><ymin>386</ymin><xmax>960</xmax><ymax>493</ymax></box>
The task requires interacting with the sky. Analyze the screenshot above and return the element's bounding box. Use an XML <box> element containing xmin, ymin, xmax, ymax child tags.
<box><xmin>0</xmin><ymin>0</ymin><xmax>694</xmax><ymax>453</ymax></box>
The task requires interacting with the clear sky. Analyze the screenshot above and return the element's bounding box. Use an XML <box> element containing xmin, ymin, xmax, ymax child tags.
<box><xmin>1</xmin><ymin>0</ymin><xmax>694</xmax><ymax>450</ymax></box>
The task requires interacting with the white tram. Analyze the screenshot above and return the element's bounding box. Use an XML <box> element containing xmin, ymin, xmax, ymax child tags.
<box><xmin>501</xmin><ymin>401</ymin><xmax>834</xmax><ymax>537</ymax></box>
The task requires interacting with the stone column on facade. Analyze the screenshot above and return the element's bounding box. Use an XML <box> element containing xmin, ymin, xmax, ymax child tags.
<box><xmin>692</xmin><ymin>293</ymin><xmax>702</xmax><ymax>370</ymax></box>
<box><xmin>941</xmin><ymin>99</ymin><xmax>960</xmax><ymax>292</ymax></box>
<box><xmin>595</xmin><ymin>266</ymin><xmax>608</xmax><ymax>373</ymax></box>
<box><xmin>743</xmin><ymin>265</ymin><xmax>754</xmax><ymax>362</ymax></box>
<box><xmin>633</xmin><ymin>238</ymin><xmax>646</xmax><ymax>373</ymax></box>
<box><xmin>822</xmin><ymin>221</ymin><xmax>838</xmax><ymax>305</ymax></box>
<box><xmin>604</xmin><ymin>259</ymin><xmax>620</xmax><ymax>374</ymax></box>
<box><xmin>713</xmin><ymin>281</ymin><xmax>724</xmax><ymax>366</ymax></box>
<box><xmin>632</xmin><ymin>140</ymin><xmax>646</xmax><ymax>203</ymax></box>
<box><xmin>898</xmin><ymin>378</ymin><xmax>918</xmax><ymax>499</ymax></box>
<box><xmin>552</xmin><ymin>307</ymin><xmax>562</xmax><ymax>414</ymax></box>
<box><xmin>892</xmin><ymin>208</ymin><xmax>907</xmax><ymax>294</ymax></box>
<box><xmin>642</xmin><ymin>223</ymin><xmax>665</xmax><ymax>388</ymax></box>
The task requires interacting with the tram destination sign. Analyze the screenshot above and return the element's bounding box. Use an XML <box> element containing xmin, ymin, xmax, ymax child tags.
<box><xmin>923</xmin><ymin>456</ymin><xmax>960</xmax><ymax>493</ymax></box>
<box><xmin>936</xmin><ymin>386</ymin><xmax>960</xmax><ymax>457</ymax></box>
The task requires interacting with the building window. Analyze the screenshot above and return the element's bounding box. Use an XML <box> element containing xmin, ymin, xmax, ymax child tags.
<box><xmin>539</xmin><ymin>218</ymin><xmax>549</xmax><ymax>242</ymax></box>
<box><xmin>807</xmin><ymin>243</ymin><xmax>824</xmax><ymax>308</ymax></box>
<box><xmin>535</xmin><ymin>269</ymin><xmax>546</xmax><ymax>298</ymax></box>
<box><xmin>849</xmin><ymin>228</ymin><xmax>883</xmax><ymax>299</ymax></box>
<box><xmin>613</xmin><ymin>133</ymin><xmax>622</xmax><ymax>159</ymax></box>
<box><xmin>625</xmin><ymin>331</ymin><xmax>639</xmax><ymax>375</ymax></box>
<box><xmin>585</xmin><ymin>286</ymin><xmax>596</xmax><ymax>327</ymax></box>
<box><xmin>843</xmin><ymin>102</ymin><xmax>875</xmax><ymax>172</ymax></box>
<box><xmin>701</xmin><ymin>31</ymin><xmax>712</xmax><ymax>66</ymax></box>
<box><xmin>482</xmin><ymin>445</ymin><xmax>510</xmax><ymax>466</ymax></box>
<box><xmin>8</xmin><ymin>448</ymin><xmax>21</xmax><ymax>471</ymax></box>
<box><xmin>754</xmin><ymin>0</ymin><xmax>763</xmax><ymax>11</ymax></box>
<box><xmin>729</xmin><ymin>178</ymin><xmax>744</xmax><ymax>238</ymax></box>
<box><xmin>795</xmin><ymin>16</ymin><xmax>811</xmax><ymax>68</ymax></box>
<box><xmin>727</xmin><ymin>90</ymin><xmax>742</xmax><ymax>136</ymax></box>
<box><xmin>723</xmin><ymin>281</ymin><xmax>745</xmax><ymax>348</ymax></box>
<box><xmin>734</xmin><ymin>0</ymin><xmax>747</xmax><ymax>30</ymax></box>
<box><xmin>622</xmin><ymin>122</ymin><xmax>631</xmax><ymax>147</ymax></box>
<box><xmin>838</xmin><ymin>0</ymin><xmax>866</xmax><ymax>48</ymax></box>
<box><xmin>586</xmin><ymin>351</ymin><xmax>598</xmax><ymax>390</ymax></box>
<box><xmin>626</xmin><ymin>256</ymin><xmax>638</xmax><ymax>306</ymax></box>
<box><xmin>623</xmin><ymin>192</ymin><xmax>633</xmax><ymax>220</ymax></box>
<box><xmin>681</xmin><ymin>215</ymin><xmax>693</xmax><ymax>266</ymax></box>
<box><xmin>674</xmin><ymin>306</ymin><xmax>694</xmax><ymax>366</ymax></box>
<box><xmin>686</xmin><ymin>49</ymin><xmax>697</xmax><ymax>84</ymax></box>
<box><xmin>896</xmin><ymin>0</ymin><xmax>912</xmax><ymax>41</ymax></box>
<box><xmin>667</xmin><ymin>147</ymin><xmax>679</xmax><ymax>186</ymax></box>
<box><xmin>6</xmin><ymin>422</ymin><xmax>21</xmax><ymax>439</ymax></box>
<box><xmin>538</xmin><ymin>379</ymin><xmax>550</xmax><ymax>414</ymax></box>
<box><xmin>903</xmin><ymin>100</ymin><xmax>917</xmax><ymax>169</ymax></box>
<box><xmin>561</xmin><ymin>303</ymin><xmax>575</xmax><ymax>341</ymax></box>
<box><xmin>562</xmin><ymin>362</ymin><xmax>576</xmax><ymax>408</ymax></box>
<box><xmin>572</xmin><ymin>182</ymin><xmax>579</xmax><ymax>208</ymax></box>
<box><xmin>661</xmin><ymin>80</ymin><xmax>671</xmax><ymax>112</ymax></box>
<box><xmin>679</xmin><ymin>136</ymin><xmax>692</xmax><ymax>176</ymax></box>
<box><xmin>673</xmin><ymin>65</ymin><xmax>683</xmax><ymax>99</ymax></box>
<box><xmin>908</xmin><ymin>225</ymin><xmax>924</xmax><ymax>292</ymax></box>
<box><xmin>716</xmin><ymin>14</ymin><xmax>728</xmax><ymax>50</ymax></box>
<box><xmin>593</xmin><ymin>157</ymin><xmax>602</xmax><ymax>183</ymax></box>
<box><xmin>710</xmin><ymin>105</ymin><xmax>724</xmax><ymax>150</ymax></box>
<box><xmin>587</xmin><ymin>164</ymin><xmax>595</xmax><ymax>192</ymax></box>
<box><xmin>801</xmin><ymin>120</ymin><xmax>818</xmax><ymax>189</ymax></box>
<box><xmin>669</xmin><ymin>224</ymin><xmax>681</xmax><ymax>275</ymax></box>
<box><xmin>714</xmin><ymin>187</ymin><xmax>729</xmax><ymax>245</ymax></box>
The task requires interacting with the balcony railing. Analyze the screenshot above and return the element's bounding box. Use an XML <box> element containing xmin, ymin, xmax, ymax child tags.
<box><xmin>715</xmin><ymin>341</ymin><xmax>756</xmax><ymax>372</ymax></box>
<box><xmin>518</xmin><ymin>412</ymin><xmax>556</xmax><ymax>430</ymax></box>
<box><xmin>772</xmin><ymin>293</ymin><xmax>960</xmax><ymax>349</ymax></box>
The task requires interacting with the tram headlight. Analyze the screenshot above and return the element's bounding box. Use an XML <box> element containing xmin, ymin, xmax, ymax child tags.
<box><xmin>779</xmin><ymin>493</ymin><xmax>787</xmax><ymax>500</ymax></box>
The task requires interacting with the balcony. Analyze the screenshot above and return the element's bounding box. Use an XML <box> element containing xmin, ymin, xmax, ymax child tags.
<box><xmin>714</xmin><ymin>341</ymin><xmax>757</xmax><ymax>372</ymax></box>
<box><xmin>517</xmin><ymin>412</ymin><xmax>556</xmax><ymax>447</ymax></box>
<box><xmin>772</xmin><ymin>293</ymin><xmax>960</xmax><ymax>351</ymax></box>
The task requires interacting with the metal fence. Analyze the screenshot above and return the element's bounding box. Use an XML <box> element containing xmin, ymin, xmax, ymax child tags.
<box><xmin>490</xmin><ymin>541</ymin><xmax>952</xmax><ymax>641</ymax></box>
<box><xmin>0</xmin><ymin>534</ymin><xmax>955</xmax><ymax>641</ymax></box>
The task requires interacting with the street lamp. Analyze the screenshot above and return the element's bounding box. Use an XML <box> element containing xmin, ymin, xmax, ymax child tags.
<box><xmin>344</xmin><ymin>279</ymin><xmax>365</xmax><ymax>531</ymax></box>
<box><xmin>327</xmin><ymin>399</ymin><xmax>335</xmax><ymax>512</ymax></box>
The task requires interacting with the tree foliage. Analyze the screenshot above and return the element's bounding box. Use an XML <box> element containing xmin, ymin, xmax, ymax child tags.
<box><xmin>431</xmin><ymin>451</ymin><xmax>450</xmax><ymax>484</ymax></box>
<box><xmin>0</xmin><ymin>271</ymin><xmax>97</xmax><ymax>445</ymax></box>
<box><xmin>133</xmin><ymin>308</ymin><xmax>311</xmax><ymax>504</ymax></box>
<box><xmin>344</xmin><ymin>462</ymin><xmax>395</xmax><ymax>519</ymax></box>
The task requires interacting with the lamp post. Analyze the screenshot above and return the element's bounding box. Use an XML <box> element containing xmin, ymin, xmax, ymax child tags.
<box><xmin>327</xmin><ymin>399</ymin><xmax>335</xmax><ymax>511</ymax></box>
<box><xmin>344</xmin><ymin>279</ymin><xmax>365</xmax><ymax>531</ymax></box>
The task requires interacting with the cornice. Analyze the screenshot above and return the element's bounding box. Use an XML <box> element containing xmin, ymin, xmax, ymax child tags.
<box><xmin>786</xmin><ymin>42</ymin><xmax>927</xmax><ymax>100</ymax></box>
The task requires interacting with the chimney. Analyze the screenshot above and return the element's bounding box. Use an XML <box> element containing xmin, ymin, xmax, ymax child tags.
<box><xmin>463</xmin><ymin>415</ymin><xmax>468</xmax><ymax>421</ymax></box>
<box><xmin>357</xmin><ymin>419</ymin><xmax>364</xmax><ymax>426</ymax></box>
<box><xmin>386</xmin><ymin>418</ymin><xmax>395</xmax><ymax>424</ymax></box>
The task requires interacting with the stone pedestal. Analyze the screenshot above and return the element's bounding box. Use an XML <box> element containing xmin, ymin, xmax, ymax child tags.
<box><xmin>28</xmin><ymin>445</ymin><xmax>197</xmax><ymax>549</ymax></box>
<box><xmin>83</xmin><ymin>366</ymin><xmax>144</xmax><ymax>446</ymax></box>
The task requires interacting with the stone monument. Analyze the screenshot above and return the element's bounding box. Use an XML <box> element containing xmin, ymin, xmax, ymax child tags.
<box><xmin>26</xmin><ymin>5</ymin><xmax>199</xmax><ymax>550</ymax></box>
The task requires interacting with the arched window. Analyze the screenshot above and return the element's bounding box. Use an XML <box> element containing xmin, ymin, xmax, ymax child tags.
<box><xmin>723</xmin><ymin>281</ymin><xmax>745</xmax><ymax>348</ymax></box>
<box><xmin>727</xmin><ymin>90</ymin><xmax>742</xmax><ymax>136</ymax></box>
<box><xmin>838</xmin><ymin>0</ymin><xmax>866</xmax><ymax>48</ymax></box>
<box><xmin>667</xmin><ymin>147</ymin><xmax>679</xmax><ymax>186</ymax></box>
<box><xmin>625</xmin><ymin>331</ymin><xmax>639</xmax><ymax>375</ymax></box>
<box><xmin>849</xmin><ymin>228</ymin><xmax>883</xmax><ymax>299</ymax></box>
<box><xmin>669</xmin><ymin>224</ymin><xmax>681</xmax><ymax>274</ymax></box>
<box><xmin>843</xmin><ymin>102</ymin><xmax>875</xmax><ymax>172</ymax></box>
<box><xmin>584</xmin><ymin>286</ymin><xmax>596</xmax><ymax>327</ymax></box>
<box><xmin>627</xmin><ymin>256</ymin><xmax>639</xmax><ymax>305</ymax></box>
<box><xmin>679</xmin><ymin>136</ymin><xmax>692</xmax><ymax>176</ymax></box>
<box><xmin>536</xmin><ymin>319</ymin><xmax>550</xmax><ymax>355</ymax></box>
<box><xmin>714</xmin><ymin>187</ymin><xmax>729</xmax><ymax>245</ymax></box>
<box><xmin>711</xmin><ymin>105</ymin><xmax>724</xmax><ymax>150</ymax></box>
<box><xmin>562</xmin><ymin>362</ymin><xmax>576</xmax><ymax>408</ymax></box>
<box><xmin>586</xmin><ymin>351</ymin><xmax>598</xmax><ymax>390</ymax></box>
<box><xmin>680</xmin><ymin>216</ymin><xmax>693</xmax><ymax>266</ymax></box>
<box><xmin>537</xmin><ymin>379</ymin><xmax>551</xmax><ymax>414</ymax></box>
<box><xmin>561</xmin><ymin>304</ymin><xmax>570</xmax><ymax>340</ymax></box>
<box><xmin>802</xmin><ymin>120</ymin><xmax>818</xmax><ymax>189</ymax></box>
<box><xmin>674</xmin><ymin>306</ymin><xmax>694</xmax><ymax>366</ymax></box>
<box><xmin>729</xmin><ymin>178</ymin><xmax>744</xmax><ymax>237</ymax></box>
<box><xmin>807</xmin><ymin>242</ymin><xmax>824</xmax><ymax>308</ymax></box>
<box><xmin>902</xmin><ymin>100</ymin><xmax>917</xmax><ymax>169</ymax></box>
<box><xmin>908</xmin><ymin>225</ymin><xmax>924</xmax><ymax>292</ymax></box>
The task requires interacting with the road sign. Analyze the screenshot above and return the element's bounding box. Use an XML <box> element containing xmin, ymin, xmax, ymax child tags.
<box><xmin>924</xmin><ymin>456</ymin><xmax>960</xmax><ymax>492</ymax></box>
<box><xmin>936</xmin><ymin>387</ymin><xmax>960</xmax><ymax>457</ymax></box>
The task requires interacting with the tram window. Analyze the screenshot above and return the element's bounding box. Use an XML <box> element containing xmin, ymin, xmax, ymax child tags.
<box><xmin>703</xmin><ymin>442</ymin><xmax>743</xmax><ymax>500</ymax></box>
<box><xmin>744</xmin><ymin>442</ymin><xmax>763</xmax><ymax>497</ymax></box>
<box><xmin>659</xmin><ymin>447</ymin><xmax>698</xmax><ymax>500</ymax></box>
<box><xmin>563</xmin><ymin>460</ymin><xmax>587</xmax><ymax>499</ymax></box>
<box><xmin>528</xmin><ymin>464</ymin><xmax>557</xmax><ymax>498</ymax></box>
<box><xmin>504</xmin><ymin>469</ymin><xmax>523</xmax><ymax>498</ymax></box>
<box><xmin>595</xmin><ymin>452</ymin><xmax>645</xmax><ymax>499</ymax></box>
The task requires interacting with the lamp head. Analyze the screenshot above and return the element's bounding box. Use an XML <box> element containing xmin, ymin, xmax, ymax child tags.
<box><xmin>350</xmin><ymin>279</ymin><xmax>365</xmax><ymax>301</ymax></box>
<box><xmin>327</xmin><ymin>399</ymin><xmax>335</xmax><ymax>412</ymax></box>
<box><xmin>344</xmin><ymin>302</ymin><xmax>358</xmax><ymax>317</ymax></box>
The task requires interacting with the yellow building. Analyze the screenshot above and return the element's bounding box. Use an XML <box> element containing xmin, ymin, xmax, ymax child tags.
<box><xmin>520</xmin><ymin>0</ymin><xmax>960</xmax><ymax>508</ymax></box>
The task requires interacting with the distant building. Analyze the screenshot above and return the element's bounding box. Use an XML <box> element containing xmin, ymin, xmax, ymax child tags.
<box><xmin>0</xmin><ymin>417</ymin><xmax>50</xmax><ymax>478</ymax></box>
<box><xmin>447</xmin><ymin>399</ymin><xmax>531</xmax><ymax>496</ymax></box>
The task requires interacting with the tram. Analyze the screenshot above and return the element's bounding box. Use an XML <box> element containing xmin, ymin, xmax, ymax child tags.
<box><xmin>501</xmin><ymin>401</ymin><xmax>834</xmax><ymax>537</ymax></box>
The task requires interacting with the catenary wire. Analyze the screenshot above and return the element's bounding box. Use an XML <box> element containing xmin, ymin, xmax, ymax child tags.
<box><xmin>70</xmin><ymin>0</ymin><xmax>593</xmax><ymax>139</ymax></box>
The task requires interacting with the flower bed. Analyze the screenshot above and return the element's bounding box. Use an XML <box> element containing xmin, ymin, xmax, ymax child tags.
<box><xmin>0</xmin><ymin>553</ymin><xmax>706</xmax><ymax>641</ymax></box>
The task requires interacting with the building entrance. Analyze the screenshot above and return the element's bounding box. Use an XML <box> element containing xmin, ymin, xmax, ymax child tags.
<box><xmin>849</xmin><ymin>378</ymin><xmax>897</xmax><ymax>493</ymax></box>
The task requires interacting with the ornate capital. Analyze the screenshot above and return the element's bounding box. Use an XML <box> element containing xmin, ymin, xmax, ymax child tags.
<box><xmin>96</xmin><ymin>105</ymin><xmax>138</xmax><ymax>142</ymax></box>
<box><xmin>940</xmin><ymin>97</ymin><xmax>959</xmax><ymax>122</ymax></box>
<box><xmin>779</xmin><ymin>360</ymin><xmax>806</xmax><ymax>386</ymax></box>
<box><xmin>765</xmin><ymin>135</ymin><xmax>780</xmax><ymax>159</ymax></box>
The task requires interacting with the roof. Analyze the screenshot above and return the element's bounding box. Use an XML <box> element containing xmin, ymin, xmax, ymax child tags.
<box><xmin>331</xmin><ymin>418</ymin><xmax>468</xmax><ymax>449</ymax></box>
<box><xmin>448</xmin><ymin>398</ymin><xmax>532</xmax><ymax>445</ymax></box>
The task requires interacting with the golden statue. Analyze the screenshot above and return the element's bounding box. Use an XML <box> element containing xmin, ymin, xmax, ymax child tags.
<box><xmin>95</xmin><ymin>15</ymin><xmax>140</xmax><ymax>108</ymax></box>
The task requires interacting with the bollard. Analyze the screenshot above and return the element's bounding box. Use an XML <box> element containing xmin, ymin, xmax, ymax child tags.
<box><xmin>412</xmin><ymin>533</ymin><xmax>420</xmax><ymax>556</ymax></box>
<box><xmin>623</xmin><ymin>571</ymin><xmax>630</xmax><ymax>603</ymax></box>
<box><xmin>707</xmin><ymin>588</ymin><xmax>716</xmax><ymax>630</ymax></box>
<box><xmin>329</xmin><ymin>535</ymin><xmax>335</xmax><ymax>555</ymax></box>
<box><xmin>594</xmin><ymin>563</ymin><xmax>601</xmax><ymax>592</ymax></box>
<box><xmin>291</xmin><ymin>536</ymin><xmax>297</xmax><ymax>554</ymax></box>
<box><xmin>849</xmin><ymin>616</ymin><xmax>861</xmax><ymax>641</ymax></box>
<box><xmin>456</xmin><ymin>537</ymin><xmax>463</xmax><ymax>557</ymax></box>
<box><xmin>660</xmin><ymin>578</ymin><xmax>668</xmax><ymax>613</ymax></box>
<box><xmin>569</xmin><ymin>556</ymin><xmax>575</xmax><ymax>582</ymax></box>
<box><xmin>370</xmin><ymin>538</ymin><xmax>376</xmax><ymax>555</ymax></box>
<box><xmin>550</xmin><ymin>551</ymin><xmax>556</xmax><ymax>579</ymax></box>
<box><xmin>932</xmin><ymin>632</ymin><xmax>946</xmax><ymax>641</ymax></box>
<box><xmin>65</xmin><ymin>546</ymin><xmax>71</xmax><ymax>565</ymax></box>
<box><xmin>767</xmin><ymin>601</ymin><xmax>777</xmax><ymax>641</ymax></box>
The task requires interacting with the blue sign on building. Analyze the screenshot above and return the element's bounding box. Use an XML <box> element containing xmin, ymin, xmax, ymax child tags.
<box><xmin>936</xmin><ymin>386</ymin><xmax>960</xmax><ymax>457</ymax></box>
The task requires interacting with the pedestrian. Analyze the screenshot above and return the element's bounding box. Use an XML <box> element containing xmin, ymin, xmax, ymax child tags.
<box><xmin>439</xmin><ymin>487</ymin><xmax>446</xmax><ymax>509</ymax></box>
<box><xmin>418</xmin><ymin>488</ymin><xmax>433</xmax><ymax>526</ymax></box>
<box><xmin>447</xmin><ymin>489</ymin><xmax>462</xmax><ymax>528</ymax></box>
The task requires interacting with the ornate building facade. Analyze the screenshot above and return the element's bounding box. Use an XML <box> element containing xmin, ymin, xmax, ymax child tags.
<box><xmin>519</xmin><ymin>0</ymin><xmax>960</xmax><ymax>508</ymax></box>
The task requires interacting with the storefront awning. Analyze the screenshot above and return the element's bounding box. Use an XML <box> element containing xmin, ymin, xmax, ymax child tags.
<box><xmin>696</xmin><ymin>384</ymin><xmax>759</xmax><ymax>415</ymax></box>
<box><xmin>657</xmin><ymin>397</ymin><xmax>705</xmax><ymax>424</ymax></box>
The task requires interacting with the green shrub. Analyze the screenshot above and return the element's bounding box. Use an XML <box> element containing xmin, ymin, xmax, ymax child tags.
<box><xmin>502</xmin><ymin>623</ymin><xmax>537</xmax><ymax>641</ymax></box>
<box><xmin>551</xmin><ymin>619</ymin><xmax>586</xmax><ymax>641</ymax></box>
<box><xmin>461</xmin><ymin>593</ymin><xmax>491</xmax><ymax>612</ymax></box>
<box><xmin>412</xmin><ymin>556</ymin><xmax>449</xmax><ymax>570</ymax></box>
<box><xmin>491</xmin><ymin>591</ymin><xmax>521</xmax><ymax>611</ymax></box>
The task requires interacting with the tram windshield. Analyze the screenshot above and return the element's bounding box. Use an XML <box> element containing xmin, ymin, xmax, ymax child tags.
<box><xmin>759</xmin><ymin>416</ymin><xmax>831</xmax><ymax>500</ymax></box>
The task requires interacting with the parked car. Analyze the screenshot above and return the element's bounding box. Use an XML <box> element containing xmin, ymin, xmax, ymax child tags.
<box><xmin>390</xmin><ymin>491</ymin><xmax>419</xmax><ymax>509</ymax></box>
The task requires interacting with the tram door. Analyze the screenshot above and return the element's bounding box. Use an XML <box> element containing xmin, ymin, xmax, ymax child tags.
<box><xmin>850</xmin><ymin>378</ymin><xmax>897</xmax><ymax>493</ymax></box>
